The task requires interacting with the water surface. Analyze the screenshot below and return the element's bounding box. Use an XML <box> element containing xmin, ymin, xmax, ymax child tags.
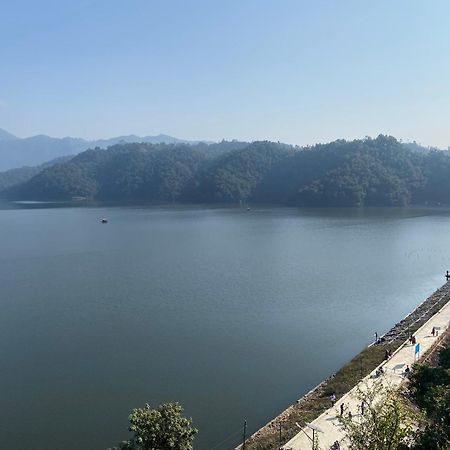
<box><xmin>0</xmin><ymin>205</ymin><xmax>449</xmax><ymax>449</ymax></box>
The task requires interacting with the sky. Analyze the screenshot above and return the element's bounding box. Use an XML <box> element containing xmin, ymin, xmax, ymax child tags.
<box><xmin>2</xmin><ymin>0</ymin><xmax>450</xmax><ymax>147</ymax></box>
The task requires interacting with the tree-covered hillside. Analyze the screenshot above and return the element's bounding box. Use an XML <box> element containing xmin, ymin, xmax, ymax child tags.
<box><xmin>185</xmin><ymin>141</ymin><xmax>294</xmax><ymax>203</ymax></box>
<box><xmin>0</xmin><ymin>155</ymin><xmax>73</xmax><ymax>191</ymax></box>
<box><xmin>7</xmin><ymin>144</ymin><xmax>207</xmax><ymax>202</ymax></box>
<box><xmin>257</xmin><ymin>135</ymin><xmax>425</xmax><ymax>206</ymax></box>
<box><xmin>4</xmin><ymin>135</ymin><xmax>450</xmax><ymax>206</ymax></box>
<box><xmin>0</xmin><ymin>128</ymin><xmax>210</xmax><ymax>171</ymax></box>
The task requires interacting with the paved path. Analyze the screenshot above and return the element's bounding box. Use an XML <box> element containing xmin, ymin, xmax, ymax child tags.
<box><xmin>283</xmin><ymin>298</ymin><xmax>450</xmax><ymax>450</ymax></box>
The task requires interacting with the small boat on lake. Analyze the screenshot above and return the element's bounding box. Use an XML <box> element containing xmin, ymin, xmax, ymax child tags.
<box><xmin>101</xmin><ymin>218</ymin><xmax>108</xmax><ymax>223</ymax></box>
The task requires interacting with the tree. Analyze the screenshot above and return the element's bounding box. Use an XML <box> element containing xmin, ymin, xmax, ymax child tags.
<box><xmin>408</xmin><ymin>363</ymin><xmax>450</xmax><ymax>449</ymax></box>
<box><xmin>439</xmin><ymin>347</ymin><xmax>450</xmax><ymax>369</ymax></box>
<box><xmin>110</xmin><ymin>403</ymin><xmax>198</xmax><ymax>450</ymax></box>
<box><xmin>337</xmin><ymin>380</ymin><xmax>420</xmax><ymax>450</ymax></box>
<box><xmin>410</xmin><ymin>385</ymin><xmax>450</xmax><ymax>450</ymax></box>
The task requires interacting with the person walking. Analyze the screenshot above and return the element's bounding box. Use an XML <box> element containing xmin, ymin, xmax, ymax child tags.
<box><xmin>340</xmin><ymin>403</ymin><xmax>344</xmax><ymax>416</ymax></box>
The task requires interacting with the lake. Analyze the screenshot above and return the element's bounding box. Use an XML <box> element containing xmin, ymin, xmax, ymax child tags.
<box><xmin>0</xmin><ymin>204</ymin><xmax>449</xmax><ymax>449</ymax></box>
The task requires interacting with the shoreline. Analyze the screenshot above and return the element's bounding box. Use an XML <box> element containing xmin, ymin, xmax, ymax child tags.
<box><xmin>3</xmin><ymin>199</ymin><xmax>450</xmax><ymax>210</ymax></box>
<box><xmin>239</xmin><ymin>280</ymin><xmax>450</xmax><ymax>450</ymax></box>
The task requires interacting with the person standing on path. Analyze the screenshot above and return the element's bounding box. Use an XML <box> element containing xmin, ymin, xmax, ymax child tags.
<box><xmin>361</xmin><ymin>401</ymin><xmax>365</xmax><ymax>416</ymax></box>
<box><xmin>330</xmin><ymin>393</ymin><xmax>336</xmax><ymax>407</ymax></box>
<box><xmin>340</xmin><ymin>403</ymin><xmax>344</xmax><ymax>416</ymax></box>
<box><xmin>404</xmin><ymin>365</ymin><xmax>411</xmax><ymax>377</ymax></box>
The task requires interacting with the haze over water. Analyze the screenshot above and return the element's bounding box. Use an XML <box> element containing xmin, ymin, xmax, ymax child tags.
<box><xmin>0</xmin><ymin>205</ymin><xmax>448</xmax><ymax>449</ymax></box>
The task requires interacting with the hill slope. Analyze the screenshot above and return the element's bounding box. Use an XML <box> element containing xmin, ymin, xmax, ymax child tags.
<box><xmin>0</xmin><ymin>128</ymin><xmax>206</xmax><ymax>170</ymax></box>
<box><xmin>7</xmin><ymin>143</ymin><xmax>208</xmax><ymax>202</ymax></box>
<box><xmin>257</xmin><ymin>135</ymin><xmax>425</xmax><ymax>206</ymax></box>
<box><xmin>0</xmin><ymin>155</ymin><xmax>74</xmax><ymax>191</ymax></box>
<box><xmin>4</xmin><ymin>135</ymin><xmax>450</xmax><ymax>207</ymax></box>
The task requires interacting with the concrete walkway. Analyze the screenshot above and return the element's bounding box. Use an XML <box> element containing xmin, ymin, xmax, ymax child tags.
<box><xmin>283</xmin><ymin>297</ymin><xmax>450</xmax><ymax>450</ymax></box>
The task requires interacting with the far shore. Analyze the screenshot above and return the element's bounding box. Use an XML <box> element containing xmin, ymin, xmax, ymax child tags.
<box><xmin>2</xmin><ymin>199</ymin><xmax>450</xmax><ymax>212</ymax></box>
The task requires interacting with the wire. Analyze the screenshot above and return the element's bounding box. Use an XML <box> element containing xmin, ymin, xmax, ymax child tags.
<box><xmin>210</xmin><ymin>426</ymin><xmax>245</xmax><ymax>450</ymax></box>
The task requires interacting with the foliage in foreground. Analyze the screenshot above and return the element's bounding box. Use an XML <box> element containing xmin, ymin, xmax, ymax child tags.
<box><xmin>408</xmin><ymin>362</ymin><xmax>450</xmax><ymax>449</ymax></box>
<box><xmin>337</xmin><ymin>380</ymin><xmax>419</xmax><ymax>450</ymax></box>
<box><xmin>109</xmin><ymin>403</ymin><xmax>197</xmax><ymax>450</ymax></box>
<box><xmin>337</xmin><ymin>341</ymin><xmax>450</xmax><ymax>450</ymax></box>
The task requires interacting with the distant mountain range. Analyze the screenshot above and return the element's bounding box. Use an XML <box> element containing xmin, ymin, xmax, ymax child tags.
<box><xmin>0</xmin><ymin>128</ymin><xmax>204</xmax><ymax>170</ymax></box>
<box><xmin>4</xmin><ymin>135</ymin><xmax>450</xmax><ymax>207</ymax></box>
<box><xmin>0</xmin><ymin>139</ymin><xmax>249</xmax><ymax>192</ymax></box>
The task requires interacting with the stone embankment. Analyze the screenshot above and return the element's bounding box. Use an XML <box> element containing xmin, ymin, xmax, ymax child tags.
<box><xmin>238</xmin><ymin>281</ymin><xmax>450</xmax><ymax>450</ymax></box>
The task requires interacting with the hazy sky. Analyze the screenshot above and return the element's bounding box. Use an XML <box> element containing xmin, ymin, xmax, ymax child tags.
<box><xmin>2</xmin><ymin>0</ymin><xmax>450</xmax><ymax>147</ymax></box>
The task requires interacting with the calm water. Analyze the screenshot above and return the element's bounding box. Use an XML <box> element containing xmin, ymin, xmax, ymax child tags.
<box><xmin>1</xmin><ymin>205</ymin><xmax>449</xmax><ymax>450</ymax></box>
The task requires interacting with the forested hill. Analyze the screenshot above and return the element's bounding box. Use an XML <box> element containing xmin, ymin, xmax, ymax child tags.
<box><xmin>4</xmin><ymin>135</ymin><xmax>450</xmax><ymax>206</ymax></box>
<box><xmin>0</xmin><ymin>128</ymin><xmax>208</xmax><ymax>170</ymax></box>
<box><xmin>0</xmin><ymin>155</ymin><xmax>74</xmax><ymax>191</ymax></box>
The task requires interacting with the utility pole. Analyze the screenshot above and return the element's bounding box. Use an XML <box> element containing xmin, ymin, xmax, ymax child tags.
<box><xmin>242</xmin><ymin>420</ymin><xmax>247</xmax><ymax>450</ymax></box>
